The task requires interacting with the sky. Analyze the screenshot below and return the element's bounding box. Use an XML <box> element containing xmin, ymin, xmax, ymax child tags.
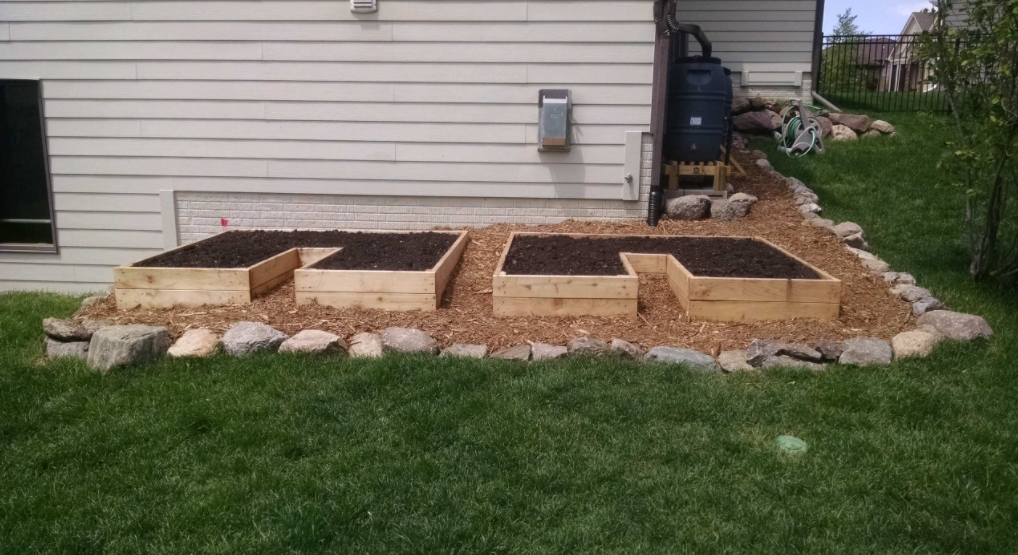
<box><xmin>822</xmin><ymin>0</ymin><xmax>936</xmax><ymax>35</ymax></box>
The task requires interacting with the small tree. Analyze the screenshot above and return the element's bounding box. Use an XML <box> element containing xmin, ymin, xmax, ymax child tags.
<box><xmin>833</xmin><ymin>8</ymin><xmax>866</xmax><ymax>39</ymax></box>
<box><xmin>821</xmin><ymin>9</ymin><xmax>872</xmax><ymax>94</ymax></box>
<box><xmin>924</xmin><ymin>0</ymin><xmax>1018</xmax><ymax>281</ymax></box>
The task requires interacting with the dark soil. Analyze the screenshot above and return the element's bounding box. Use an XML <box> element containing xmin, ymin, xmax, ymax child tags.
<box><xmin>135</xmin><ymin>230</ymin><xmax>458</xmax><ymax>272</ymax></box>
<box><xmin>502</xmin><ymin>235</ymin><xmax>820</xmax><ymax>279</ymax></box>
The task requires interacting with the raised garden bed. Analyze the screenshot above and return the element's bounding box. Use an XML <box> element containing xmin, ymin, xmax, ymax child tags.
<box><xmin>294</xmin><ymin>230</ymin><xmax>468</xmax><ymax>312</ymax></box>
<box><xmin>493</xmin><ymin>233</ymin><xmax>841</xmax><ymax>321</ymax></box>
<box><xmin>115</xmin><ymin>230</ymin><xmax>465</xmax><ymax>310</ymax></box>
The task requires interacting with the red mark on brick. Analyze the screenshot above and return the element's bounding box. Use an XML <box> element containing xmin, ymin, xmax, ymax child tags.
<box><xmin>220</xmin><ymin>218</ymin><xmax>229</xmax><ymax>228</ymax></box>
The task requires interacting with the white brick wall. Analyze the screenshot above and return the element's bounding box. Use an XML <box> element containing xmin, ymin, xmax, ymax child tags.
<box><xmin>176</xmin><ymin>134</ymin><xmax>653</xmax><ymax>243</ymax></box>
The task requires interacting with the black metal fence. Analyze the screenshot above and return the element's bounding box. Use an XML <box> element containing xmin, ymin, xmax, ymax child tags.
<box><xmin>815</xmin><ymin>34</ymin><xmax>948</xmax><ymax>113</ymax></box>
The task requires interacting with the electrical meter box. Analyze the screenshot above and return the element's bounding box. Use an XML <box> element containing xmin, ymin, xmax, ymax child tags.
<box><xmin>538</xmin><ymin>89</ymin><xmax>571</xmax><ymax>152</ymax></box>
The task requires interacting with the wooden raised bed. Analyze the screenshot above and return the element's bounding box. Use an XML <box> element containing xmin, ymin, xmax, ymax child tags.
<box><xmin>493</xmin><ymin>232</ymin><xmax>841</xmax><ymax>322</ymax></box>
<box><xmin>114</xmin><ymin>235</ymin><xmax>337</xmax><ymax>310</ymax></box>
<box><xmin>294</xmin><ymin>230</ymin><xmax>469</xmax><ymax>312</ymax></box>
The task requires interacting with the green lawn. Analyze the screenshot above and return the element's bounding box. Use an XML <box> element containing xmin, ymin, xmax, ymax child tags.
<box><xmin>2</xmin><ymin>111</ymin><xmax>1017</xmax><ymax>553</ymax></box>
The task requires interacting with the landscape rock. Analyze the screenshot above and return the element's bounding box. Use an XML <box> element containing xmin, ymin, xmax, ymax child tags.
<box><xmin>441</xmin><ymin>343</ymin><xmax>488</xmax><ymax>358</ymax></box>
<box><xmin>829</xmin><ymin>113</ymin><xmax>871</xmax><ymax>133</ymax></box>
<box><xmin>843</xmin><ymin>233</ymin><xmax>869</xmax><ymax>250</ymax></box>
<box><xmin>80</xmin><ymin>294</ymin><xmax>107</xmax><ymax>309</ymax></box>
<box><xmin>750</xmin><ymin>150</ymin><xmax>768</xmax><ymax>160</ymax></box>
<box><xmin>733</xmin><ymin>110</ymin><xmax>781</xmax><ymax>133</ymax></box>
<box><xmin>492</xmin><ymin>344</ymin><xmax>531</xmax><ymax>361</ymax></box>
<box><xmin>892</xmin><ymin>329</ymin><xmax>942</xmax><ymax>359</ymax></box>
<box><xmin>912</xmin><ymin>298</ymin><xmax>946</xmax><ymax>317</ymax></box>
<box><xmin>43</xmin><ymin>318</ymin><xmax>90</xmax><ymax>342</ymax></box>
<box><xmin>567</xmin><ymin>336</ymin><xmax>609</xmax><ymax>356</ymax></box>
<box><xmin>80</xmin><ymin>319</ymin><xmax>113</xmax><ymax>337</ymax></box>
<box><xmin>838</xmin><ymin>337</ymin><xmax>893</xmax><ymax>366</ymax></box>
<box><xmin>883</xmin><ymin>272</ymin><xmax>916</xmax><ymax>286</ymax></box>
<box><xmin>665</xmin><ymin>195</ymin><xmax>711</xmax><ymax>221</ymax></box>
<box><xmin>846</xmin><ymin>246</ymin><xmax>877</xmax><ymax>260</ymax></box>
<box><xmin>348</xmin><ymin>332</ymin><xmax>383</xmax><ymax>358</ymax></box>
<box><xmin>816</xmin><ymin>116</ymin><xmax>833</xmax><ymax>138</ymax></box>
<box><xmin>610</xmin><ymin>338</ymin><xmax>644</xmax><ymax>358</ymax></box>
<box><xmin>711</xmin><ymin>199</ymin><xmax>751</xmax><ymax>220</ymax></box>
<box><xmin>728</xmin><ymin>192</ymin><xmax>758</xmax><ymax>206</ymax></box>
<box><xmin>168</xmin><ymin>328</ymin><xmax>220</xmax><ymax>358</ymax></box>
<box><xmin>731</xmin><ymin>97</ymin><xmax>751</xmax><ymax>114</ymax></box>
<box><xmin>87</xmin><ymin>325</ymin><xmax>171</xmax><ymax>373</ymax></box>
<box><xmin>644</xmin><ymin>346</ymin><xmax>718</xmax><ymax>372</ymax></box>
<box><xmin>862</xmin><ymin>129</ymin><xmax>881</xmax><ymax>138</ymax></box>
<box><xmin>46</xmin><ymin>338</ymin><xmax>89</xmax><ymax>360</ymax></box>
<box><xmin>799</xmin><ymin>203</ymin><xmax>822</xmax><ymax>215</ymax></box>
<box><xmin>895</xmin><ymin>286</ymin><xmax>934</xmax><ymax>303</ymax></box>
<box><xmin>830</xmin><ymin>124</ymin><xmax>858</xmax><ymax>142</ymax></box>
<box><xmin>222</xmin><ymin>322</ymin><xmax>287</xmax><ymax>356</ymax></box>
<box><xmin>862</xmin><ymin>258</ymin><xmax>891</xmax><ymax>274</ymax></box>
<box><xmin>795</xmin><ymin>191</ymin><xmax>819</xmax><ymax>205</ymax></box>
<box><xmin>755</xmin><ymin>158</ymin><xmax>772</xmax><ymax>169</ymax></box>
<box><xmin>916</xmin><ymin>311</ymin><xmax>993</xmax><ymax>341</ymax></box>
<box><xmin>717</xmin><ymin>350</ymin><xmax>754</xmax><ymax>372</ymax></box>
<box><xmin>279</xmin><ymin>330</ymin><xmax>347</xmax><ymax>356</ymax></box>
<box><xmin>381</xmin><ymin>327</ymin><xmax>439</xmax><ymax>354</ymax></box>
<box><xmin>761</xmin><ymin>356</ymin><xmax>824</xmax><ymax>371</ymax></box>
<box><xmin>786</xmin><ymin>177</ymin><xmax>808</xmax><ymax>190</ymax></box>
<box><xmin>870</xmin><ymin>119</ymin><xmax>895</xmax><ymax>134</ymax></box>
<box><xmin>531</xmin><ymin>343</ymin><xmax>568</xmax><ymax>361</ymax></box>
<box><xmin>746</xmin><ymin>339</ymin><xmax>823</xmax><ymax>367</ymax></box>
<box><xmin>833</xmin><ymin>222</ymin><xmax>864</xmax><ymax>239</ymax></box>
<box><xmin>750</xmin><ymin>96</ymin><xmax>767</xmax><ymax>110</ymax></box>
<box><xmin>814</xmin><ymin>339</ymin><xmax>844</xmax><ymax>361</ymax></box>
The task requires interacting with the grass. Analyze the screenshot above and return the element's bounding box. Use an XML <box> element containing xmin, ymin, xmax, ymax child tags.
<box><xmin>2</xmin><ymin>111</ymin><xmax>1017</xmax><ymax>552</ymax></box>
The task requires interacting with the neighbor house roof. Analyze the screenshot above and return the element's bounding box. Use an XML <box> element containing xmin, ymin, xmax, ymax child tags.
<box><xmin>911</xmin><ymin>11</ymin><xmax>936</xmax><ymax>32</ymax></box>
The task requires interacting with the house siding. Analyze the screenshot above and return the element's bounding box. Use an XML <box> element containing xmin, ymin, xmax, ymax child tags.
<box><xmin>0</xmin><ymin>0</ymin><xmax>817</xmax><ymax>292</ymax></box>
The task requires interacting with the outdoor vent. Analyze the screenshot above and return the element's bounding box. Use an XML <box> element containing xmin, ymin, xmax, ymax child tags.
<box><xmin>350</xmin><ymin>0</ymin><xmax>377</xmax><ymax>13</ymax></box>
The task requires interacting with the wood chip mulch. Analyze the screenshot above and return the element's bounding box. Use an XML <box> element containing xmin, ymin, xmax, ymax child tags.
<box><xmin>77</xmin><ymin>153</ymin><xmax>912</xmax><ymax>353</ymax></box>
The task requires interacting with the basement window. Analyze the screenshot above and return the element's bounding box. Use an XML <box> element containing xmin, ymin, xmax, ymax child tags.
<box><xmin>0</xmin><ymin>80</ymin><xmax>56</xmax><ymax>253</ymax></box>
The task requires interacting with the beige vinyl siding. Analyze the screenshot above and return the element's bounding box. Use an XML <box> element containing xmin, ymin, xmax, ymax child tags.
<box><xmin>0</xmin><ymin>0</ymin><xmax>816</xmax><ymax>292</ymax></box>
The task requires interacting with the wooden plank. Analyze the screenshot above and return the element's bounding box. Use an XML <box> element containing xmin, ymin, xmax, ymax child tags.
<box><xmin>296</xmin><ymin>291</ymin><xmax>437</xmax><ymax>312</ymax></box>
<box><xmin>686</xmin><ymin>300</ymin><xmax>840</xmax><ymax>322</ymax></box>
<box><xmin>433</xmin><ymin>230</ymin><xmax>469</xmax><ymax>296</ymax></box>
<box><xmin>686</xmin><ymin>275</ymin><xmax>842</xmax><ymax>304</ymax></box>
<box><xmin>297</xmin><ymin>248</ymin><xmax>341</xmax><ymax>267</ymax></box>
<box><xmin>116</xmin><ymin>288</ymin><xmax>250</xmax><ymax>310</ymax></box>
<box><xmin>250</xmin><ymin>271</ymin><xmax>292</xmax><ymax>297</ymax></box>
<box><xmin>249</xmin><ymin>249</ymin><xmax>301</xmax><ymax>289</ymax></box>
<box><xmin>665</xmin><ymin>255</ymin><xmax>692</xmax><ymax>301</ymax></box>
<box><xmin>622</xmin><ymin>253</ymin><xmax>667</xmax><ymax>274</ymax></box>
<box><xmin>493</xmin><ymin>297</ymin><xmax>637</xmax><ymax>318</ymax></box>
<box><xmin>114</xmin><ymin>266</ymin><xmax>249</xmax><ymax>291</ymax></box>
<box><xmin>494</xmin><ymin>274</ymin><xmax>638</xmax><ymax>299</ymax></box>
<box><xmin>295</xmin><ymin>269</ymin><xmax>435</xmax><ymax>294</ymax></box>
<box><xmin>754</xmin><ymin>236</ymin><xmax>841</xmax><ymax>282</ymax></box>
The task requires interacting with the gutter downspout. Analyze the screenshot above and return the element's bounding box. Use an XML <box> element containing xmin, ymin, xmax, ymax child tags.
<box><xmin>647</xmin><ymin>0</ymin><xmax>672</xmax><ymax>226</ymax></box>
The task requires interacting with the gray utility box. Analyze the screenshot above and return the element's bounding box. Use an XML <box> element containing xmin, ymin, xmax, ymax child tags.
<box><xmin>538</xmin><ymin>89</ymin><xmax>571</xmax><ymax>152</ymax></box>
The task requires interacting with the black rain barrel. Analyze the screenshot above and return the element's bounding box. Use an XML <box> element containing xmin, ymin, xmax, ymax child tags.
<box><xmin>664</xmin><ymin>57</ymin><xmax>732</xmax><ymax>163</ymax></box>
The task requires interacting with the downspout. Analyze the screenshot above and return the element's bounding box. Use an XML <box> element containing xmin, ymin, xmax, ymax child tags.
<box><xmin>810</xmin><ymin>0</ymin><xmax>826</xmax><ymax>97</ymax></box>
<box><xmin>647</xmin><ymin>0</ymin><xmax>672</xmax><ymax>226</ymax></box>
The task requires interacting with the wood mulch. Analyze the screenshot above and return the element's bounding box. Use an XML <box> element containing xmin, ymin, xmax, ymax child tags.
<box><xmin>78</xmin><ymin>153</ymin><xmax>912</xmax><ymax>353</ymax></box>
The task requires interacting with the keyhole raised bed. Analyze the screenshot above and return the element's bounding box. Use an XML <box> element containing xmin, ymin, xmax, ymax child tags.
<box><xmin>493</xmin><ymin>232</ymin><xmax>842</xmax><ymax>322</ymax></box>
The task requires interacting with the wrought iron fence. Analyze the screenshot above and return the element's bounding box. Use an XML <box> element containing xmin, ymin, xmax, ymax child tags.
<box><xmin>815</xmin><ymin>34</ymin><xmax>948</xmax><ymax>113</ymax></box>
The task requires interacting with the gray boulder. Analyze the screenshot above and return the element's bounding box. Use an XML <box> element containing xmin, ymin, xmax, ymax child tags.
<box><xmin>831</xmin><ymin>124</ymin><xmax>858</xmax><ymax>142</ymax></box>
<box><xmin>829</xmin><ymin>113</ymin><xmax>871</xmax><ymax>133</ymax></box>
<box><xmin>492</xmin><ymin>344</ymin><xmax>532</xmax><ymax>361</ymax></box>
<box><xmin>348</xmin><ymin>332</ymin><xmax>384</xmax><ymax>358</ymax></box>
<box><xmin>809</xmin><ymin>218</ymin><xmax>836</xmax><ymax>231</ymax></box>
<box><xmin>756</xmin><ymin>158</ymin><xmax>773</xmax><ymax>169</ymax></box>
<box><xmin>567</xmin><ymin>336</ymin><xmax>609</xmax><ymax>356</ymax></box>
<box><xmin>870</xmin><ymin>119</ymin><xmax>895</xmax><ymax>134</ymax></box>
<box><xmin>916</xmin><ymin>311</ymin><xmax>993</xmax><ymax>341</ymax></box>
<box><xmin>531</xmin><ymin>343</ymin><xmax>568</xmax><ymax>361</ymax></box>
<box><xmin>892</xmin><ymin>329</ymin><xmax>942</xmax><ymax>359</ymax></box>
<box><xmin>816</xmin><ymin>116</ymin><xmax>833</xmax><ymax>138</ymax></box>
<box><xmin>799</xmin><ymin>203</ymin><xmax>822</xmax><ymax>216</ymax></box>
<box><xmin>279</xmin><ymin>330</ymin><xmax>347</xmax><ymax>356</ymax></box>
<box><xmin>381</xmin><ymin>327</ymin><xmax>438</xmax><ymax>355</ymax></box>
<box><xmin>222</xmin><ymin>322</ymin><xmax>287</xmax><ymax>356</ymax></box>
<box><xmin>729</xmin><ymin>192</ymin><xmax>758</xmax><ymax>206</ymax></box>
<box><xmin>665</xmin><ymin>195</ymin><xmax>711</xmax><ymax>221</ymax></box>
<box><xmin>911</xmin><ymin>298</ymin><xmax>945</xmax><ymax>317</ymax></box>
<box><xmin>610</xmin><ymin>339</ymin><xmax>644</xmax><ymax>358</ymax></box>
<box><xmin>441</xmin><ymin>343</ymin><xmax>488</xmax><ymax>359</ymax></box>
<box><xmin>733</xmin><ymin>109</ymin><xmax>781</xmax><ymax>132</ymax></box>
<box><xmin>731</xmin><ymin>96</ymin><xmax>752</xmax><ymax>114</ymax></box>
<box><xmin>717</xmin><ymin>350</ymin><xmax>754</xmax><ymax>372</ymax></box>
<box><xmin>46</xmin><ymin>338</ymin><xmax>89</xmax><ymax>360</ymax></box>
<box><xmin>795</xmin><ymin>190</ymin><xmax>819</xmax><ymax>205</ymax></box>
<box><xmin>711</xmin><ymin>199</ymin><xmax>750</xmax><ymax>220</ymax></box>
<box><xmin>168</xmin><ymin>328</ymin><xmax>220</xmax><ymax>358</ymax></box>
<box><xmin>746</xmin><ymin>339</ymin><xmax>823</xmax><ymax>367</ymax></box>
<box><xmin>838</xmin><ymin>337</ymin><xmax>893</xmax><ymax>366</ymax></box>
<box><xmin>644</xmin><ymin>346</ymin><xmax>718</xmax><ymax>372</ymax></box>
<box><xmin>843</xmin><ymin>233</ymin><xmax>869</xmax><ymax>250</ymax></box>
<box><xmin>863</xmin><ymin>258</ymin><xmax>891</xmax><ymax>274</ymax></box>
<box><xmin>749</xmin><ymin>96</ymin><xmax>767</xmax><ymax>110</ymax></box>
<box><xmin>761</xmin><ymin>356</ymin><xmax>824</xmax><ymax>371</ymax></box>
<box><xmin>43</xmin><ymin>318</ymin><xmax>90</xmax><ymax>342</ymax></box>
<box><xmin>894</xmin><ymin>285</ymin><xmax>934</xmax><ymax>303</ymax></box>
<box><xmin>87</xmin><ymin>325</ymin><xmax>171</xmax><ymax>373</ymax></box>
<box><xmin>813</xmin><ymin>339</ymin><xmax>843</xmax><ymax>361</ymax></box>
